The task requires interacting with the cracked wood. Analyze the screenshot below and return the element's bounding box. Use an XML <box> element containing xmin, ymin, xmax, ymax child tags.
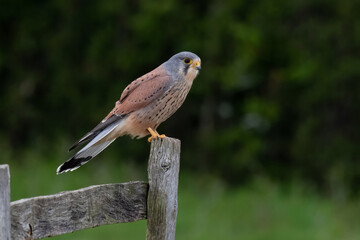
<box><xmin>10</xmin><ymin>182</ymin><xmax>148</xmax><ymax>239</ymax></box>
<box><xmin>146</xmin><ymin>138</ymin><xmax>181</xmax><ymax>240</ymax></box>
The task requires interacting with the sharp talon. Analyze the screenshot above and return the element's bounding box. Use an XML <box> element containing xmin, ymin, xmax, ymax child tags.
<box><xmin>154</xmin><ymin>130</ymin><xmax>166</xmax><ymax>139</ymax></box>
<box><xmin>147</xmin><ymin>128</ymin><xmax>166</xmax><ymax>142</ymax></box>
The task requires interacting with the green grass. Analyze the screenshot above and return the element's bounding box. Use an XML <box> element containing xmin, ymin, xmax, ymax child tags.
<box><xmin>2</xmin><ymin>144</ymin><xmax>360</xmax><ymax>240</ymax></box>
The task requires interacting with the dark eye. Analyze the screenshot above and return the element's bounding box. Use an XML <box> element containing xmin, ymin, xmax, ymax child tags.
<box><xmin>183</xmin><ymin>58</ymin><xmax>192</xmax><ymax>64</ymax></box>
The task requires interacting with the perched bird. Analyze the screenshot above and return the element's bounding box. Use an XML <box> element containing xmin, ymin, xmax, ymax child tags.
<box><xmin>57</xmin><ymin>51</ymin><xmax>201</xmax><ymax>174</ymax></box>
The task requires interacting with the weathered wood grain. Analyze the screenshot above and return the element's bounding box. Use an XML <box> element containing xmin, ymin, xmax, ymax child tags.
<box><xmin>10</xmin><ymin>181</ymin><xmax>148</xmax><ymax>239</ymax></box>
<box><xmin>146</xmin><ymin>137</ymin><xmax>181</xmax><ymax>240</ymax></box>
<box><xmin>0</xmin><ymin>165</ymin><xmax>11</xmax><ymax>240</ymax></box>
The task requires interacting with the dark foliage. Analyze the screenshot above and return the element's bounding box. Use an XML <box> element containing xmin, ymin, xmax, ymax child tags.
<box><xmin>1</xmin><ymin>0</ymin><xmax>359</xmax><ymax>193</ymax></box>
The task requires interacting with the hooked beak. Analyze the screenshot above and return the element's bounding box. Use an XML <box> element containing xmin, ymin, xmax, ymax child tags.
<box><xmin>192</xmin><ymin>60</ymin><xmax>201</xmax><ymax>71</ymax></box>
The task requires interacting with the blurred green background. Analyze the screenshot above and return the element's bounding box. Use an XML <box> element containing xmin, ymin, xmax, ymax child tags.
<box><xmin>1</xmin><ymin>0</ymin><xmax>360</xmax><ymax>239</ymax></box>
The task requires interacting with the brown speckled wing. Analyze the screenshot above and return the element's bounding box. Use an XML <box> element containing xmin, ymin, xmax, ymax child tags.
<box><xmin>104</xmin><ymin>65</ymin><xmax>172</xmax><ymax>119</ymax></box>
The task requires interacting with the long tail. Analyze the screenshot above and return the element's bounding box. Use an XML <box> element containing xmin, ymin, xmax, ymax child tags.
<box><xmin>56</xmin><ymin>140</ymin><xmax>115</xmax><ymax>174</ymax></box>
<box><xmin>57</xmin><ymin>117</ymin><xmax>124</xmax><ymax>174</ymax></box>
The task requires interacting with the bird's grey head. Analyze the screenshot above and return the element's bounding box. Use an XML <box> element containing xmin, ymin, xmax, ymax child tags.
<box><xmin>163</xmin><ymin>51</ymin><xmax>201</xmax><ymax>82</ymax></box>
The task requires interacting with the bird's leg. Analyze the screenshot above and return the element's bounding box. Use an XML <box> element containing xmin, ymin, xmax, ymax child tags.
<box><xmin>147</xmin><ymin>127</ymin><xmax>159</xmax><ymax>142</ymax></box>
<box><xmin>147</xmin><ymin>127</ymin><xmax>166</xmax><ymax>142</ymax></box>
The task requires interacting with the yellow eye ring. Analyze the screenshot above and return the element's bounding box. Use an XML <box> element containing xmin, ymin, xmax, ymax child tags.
<box><xmin>183</xmin><ymin>58</ymin><xmax>193</xmax><ymax>64</ymax></box>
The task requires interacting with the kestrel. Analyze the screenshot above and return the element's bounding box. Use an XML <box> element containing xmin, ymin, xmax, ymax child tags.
<box><xmin>57</xmin><ymin>51</ymin><xmax>201</xmax><ymax>174</ymax></box>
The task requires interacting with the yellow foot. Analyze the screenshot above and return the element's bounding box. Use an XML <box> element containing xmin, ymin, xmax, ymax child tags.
<box><xmin>147</xmin><ymin>128</ymin><xmax>166</xmax><ymax>142</ymax></box>
<box><xmin>155</xmin><ymin>130</ymin><xmax>166</xmax><ymax>139</ymax></box>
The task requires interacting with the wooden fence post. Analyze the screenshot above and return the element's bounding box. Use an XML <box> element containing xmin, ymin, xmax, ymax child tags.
<box><xmin>1</xmin><ymin>138</ymin><xmax>181</xmax><ymax>239</ymax></box>
<box><xmin>146</xmin><ymin>137</ymin><xmax>181</xmax><ymax>240</ymax></box>
<box><xmin>0</xmin><ymin>164</ymin><xmax>11</xmax><ymax>240</ymax></box>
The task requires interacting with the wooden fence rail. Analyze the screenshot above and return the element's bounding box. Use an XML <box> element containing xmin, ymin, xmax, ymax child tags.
<box><xmin>0</xmin><ymin>137</ymin><xmax>180</xmax><ymax>240</ymax></box>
